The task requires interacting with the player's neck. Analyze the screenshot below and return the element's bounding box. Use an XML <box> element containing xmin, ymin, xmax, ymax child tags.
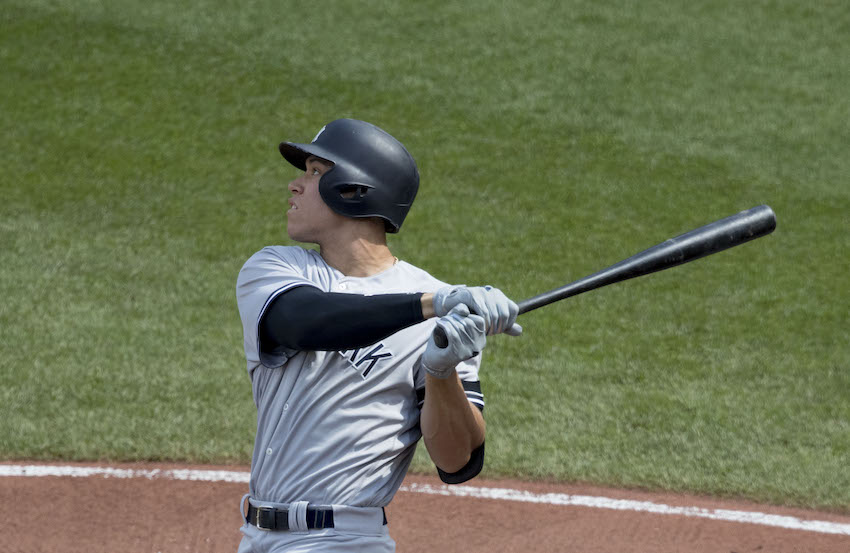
<box><xmin>318</xmin><ymin>224</ymin><xmax>396</xmax><ymax>278</ymax></box>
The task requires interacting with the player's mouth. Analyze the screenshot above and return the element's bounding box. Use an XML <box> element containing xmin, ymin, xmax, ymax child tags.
<box><xmin>287</xmin><ymin>200</ymin><xmax>298</xmax><ymax>212</ymax></box>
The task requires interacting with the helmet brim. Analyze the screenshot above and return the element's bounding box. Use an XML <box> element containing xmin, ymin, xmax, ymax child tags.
<box><xmin>279</xmin><ymin>142</ymin><xmax>336</xmax><ymax>171</ymax></box>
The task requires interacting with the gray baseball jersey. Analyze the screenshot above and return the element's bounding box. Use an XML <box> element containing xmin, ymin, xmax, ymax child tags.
<box><xmin>236</xmin><ymin>245</ymin><xmax>483</xmax><ymax>508</ymax></box>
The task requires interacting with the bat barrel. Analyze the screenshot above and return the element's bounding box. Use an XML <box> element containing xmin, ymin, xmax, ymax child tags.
<box><xmin>518</xmin><ymin>205</ymin><xmax>776</xmax><ymax>315</ymax></box>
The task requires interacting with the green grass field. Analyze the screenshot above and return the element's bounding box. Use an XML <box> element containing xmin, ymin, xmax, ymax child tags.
<box><xmin>1</xmin><ymin>1</ymin><xmax>848</xmax><ymax>511</ymax></box>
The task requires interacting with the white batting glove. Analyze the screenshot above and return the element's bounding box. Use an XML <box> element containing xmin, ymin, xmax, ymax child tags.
<box><xmin>422</xmin><ymin>304</ymin><xmax>487</xmax><ymax>379</ymax></box>
<box><xmin>433</xmin><ymin>285</ymin><xmax>522</xmax><ymax>337</ymax></box>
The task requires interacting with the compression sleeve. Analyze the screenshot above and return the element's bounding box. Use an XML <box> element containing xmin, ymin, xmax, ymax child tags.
<box><xmin>260</xmin><ymin>285</ymin><xmax>426</xmax><ymax>352</ymax></box>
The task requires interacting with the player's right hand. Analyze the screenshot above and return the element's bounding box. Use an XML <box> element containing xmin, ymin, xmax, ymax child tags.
<box><xmin>433</xmin><ymin>285</ymin><xmax>522</xmax><ymax>337</ymax></box>
<box><xmin>422</xmin><ymin>304</ymin><xmax>486</xmax><ymax>379</ymax></box>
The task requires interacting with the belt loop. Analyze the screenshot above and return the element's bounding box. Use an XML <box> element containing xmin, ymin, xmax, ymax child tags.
<box><xmin>239</xmin><ymin>493</ymin><xmax>251</xmax><ymax>522</ymax></box>
<box><xmin>288</xmin><ymin>501</ymin><xmax>310</xmax><ymax>534</ymax></box>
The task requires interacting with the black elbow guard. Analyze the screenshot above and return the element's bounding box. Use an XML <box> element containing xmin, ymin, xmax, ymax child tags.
<box><xmin>437</xmin><ymin>442</ymin><xmax>485</xmax><ymax>484</ymax></box>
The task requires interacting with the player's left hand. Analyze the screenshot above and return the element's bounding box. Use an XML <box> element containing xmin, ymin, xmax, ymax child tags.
<box><xmin>433</xmin><ymin>285</ymin><xmax>522</xmax><ymax>337</ymax></box>
<box><xmin>422</xmin><ymin>304</ymin><xmax>487</xmax><ymax>379</ymax></box>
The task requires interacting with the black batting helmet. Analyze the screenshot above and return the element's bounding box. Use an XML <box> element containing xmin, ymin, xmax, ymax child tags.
<box><xmin>279</xmin><ymin>119</ymin><xmax>419</xmax><ymax>233</ymax></box>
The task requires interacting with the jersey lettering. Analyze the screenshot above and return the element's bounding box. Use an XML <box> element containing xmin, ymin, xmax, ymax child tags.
<box><xmin>339</xmin><ymin>343</ymin><xmax>394</xmax><ymax>378</ymax></box>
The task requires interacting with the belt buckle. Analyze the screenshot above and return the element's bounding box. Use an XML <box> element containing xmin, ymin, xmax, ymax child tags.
<box><xmin>255</xmin><ymin>506</ymin><xmax>275</xmax><ymax>531</ymax></box>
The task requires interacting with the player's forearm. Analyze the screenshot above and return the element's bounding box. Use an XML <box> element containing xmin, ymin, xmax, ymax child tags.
<box><xmin>421</xmin><ymin>372</ymin><xmax>485</xmax><ymax>473</ymax></box>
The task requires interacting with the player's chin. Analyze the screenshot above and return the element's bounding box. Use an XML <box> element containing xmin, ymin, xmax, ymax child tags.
<box><xmin>286</xmin><ymin>222</ymin><xmax>311</xmax><ymax>243</ymax></box>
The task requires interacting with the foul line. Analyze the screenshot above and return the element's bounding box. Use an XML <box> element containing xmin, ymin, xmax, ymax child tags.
<box><xmin>2</xmin><ymin>465</ymin><xmax>848</xmax><ymax>536</ymax></box>
<box><xmin>399</xmin><ymin>482</ymin><xmax>850</xmax><ymax>537</ymax></box>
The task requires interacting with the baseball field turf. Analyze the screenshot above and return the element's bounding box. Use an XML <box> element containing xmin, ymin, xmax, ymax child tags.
<box><xmin>1</xmin><ymin>1</ymin><xmax>848</xmax><ymax>512</ymax></box>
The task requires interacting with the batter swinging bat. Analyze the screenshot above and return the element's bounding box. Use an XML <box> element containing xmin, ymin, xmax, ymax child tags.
<box><xmin>434</xmin><ymin>205</ymin><xmax>776</xmax><ymax>347</ymax></box>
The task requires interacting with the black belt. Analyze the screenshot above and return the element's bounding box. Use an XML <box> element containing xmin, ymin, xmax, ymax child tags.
<box><xmin>246</xmin><ymin>504</ymin><xmax>387</xmax><ymax>531</ymax></box>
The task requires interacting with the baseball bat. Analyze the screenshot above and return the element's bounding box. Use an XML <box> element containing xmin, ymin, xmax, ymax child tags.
<box><xmin>433</xmin><ymin>205</ymin><xmax>776</xmax><ymax>347</ymax></box>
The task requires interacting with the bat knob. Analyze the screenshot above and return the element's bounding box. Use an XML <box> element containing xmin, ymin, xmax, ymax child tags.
<box><xmin>433</xmin><ymin>327</ymin><xmax>449</xmax><ymax>348</ymax></box>
<box><xmin>432</xmin><ymin>303</ymin><xmax>479</xmax><ymax>349</ymax></box>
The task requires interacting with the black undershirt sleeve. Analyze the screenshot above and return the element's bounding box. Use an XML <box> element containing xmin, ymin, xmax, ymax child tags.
<box><xmin>260</xmin><ymin>285</ymin><xmax>425</xmax><ymax>353</ymax></box>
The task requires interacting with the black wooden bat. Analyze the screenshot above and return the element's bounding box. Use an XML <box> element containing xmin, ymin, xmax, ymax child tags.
<box><xmin>434</xmin><ymin>205</ymin><xmax>777</xmax><ymax>347</ymax></box>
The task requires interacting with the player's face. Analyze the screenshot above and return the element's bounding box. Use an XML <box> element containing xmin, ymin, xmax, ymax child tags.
<box><xmin>286</xmin><ymin>156</ymin><xmax>343</xmax><ymax>243</ymax></box>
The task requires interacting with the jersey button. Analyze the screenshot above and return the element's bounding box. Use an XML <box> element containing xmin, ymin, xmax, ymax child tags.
<box><xmin>266</xmin><ymin>448</ymin><xmax>273</xmax><ymax>455</ymax></box>
<box><xmin>284</xmin><ymin>403</ymin><xmax>289</xmax><ymax>411</ymax></box>
<box><xmin>338</xmin><ymin>283</ymin><xmax>348</xmax><ymax>290</ymax></box>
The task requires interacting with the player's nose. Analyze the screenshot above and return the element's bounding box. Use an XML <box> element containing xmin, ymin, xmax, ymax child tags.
<box><xmin>288</xmin><ymin>177</ymin><xmax>303</xmax><ymax>194</ymax></box>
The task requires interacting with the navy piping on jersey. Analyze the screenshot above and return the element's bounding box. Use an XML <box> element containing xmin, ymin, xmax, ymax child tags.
<box><xmin>462</xmin><ymin>380</ymin><xmax>485</xmax><ymax>411</ymax></box>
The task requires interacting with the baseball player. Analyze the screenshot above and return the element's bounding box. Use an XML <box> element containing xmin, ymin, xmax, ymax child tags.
<box><xmin>235</xmin><ymin>118</ymin><xmax>521</xmax><ymax>552</ymax></box>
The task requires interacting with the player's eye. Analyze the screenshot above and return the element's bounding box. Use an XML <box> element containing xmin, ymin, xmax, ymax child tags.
<box><xmin>312</xmin><ymin>168</ymin><xmax>321</xmax><ymax>175</ymax></box>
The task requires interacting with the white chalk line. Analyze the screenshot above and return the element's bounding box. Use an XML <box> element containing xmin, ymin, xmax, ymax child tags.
<box><xmin>2</xmin><ymin>465</ymin><xmax>848</xmax><ymax>537</ymax></box>
<box><xmin>399</xmin><ymin>482</ymin><xmax>850</xmax><ymax>537</ymax></box>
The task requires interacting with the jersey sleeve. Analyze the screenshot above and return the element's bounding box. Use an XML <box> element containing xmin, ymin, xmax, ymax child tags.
<box><xmin>456</xmin><ymin>355</ymin><xmax>484</xmax><ymax>411</ymax></box>
<box><xmin>236</xmin><ymin>246</ymin><xmax>322</xmax><ymax>370</ymax></box>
